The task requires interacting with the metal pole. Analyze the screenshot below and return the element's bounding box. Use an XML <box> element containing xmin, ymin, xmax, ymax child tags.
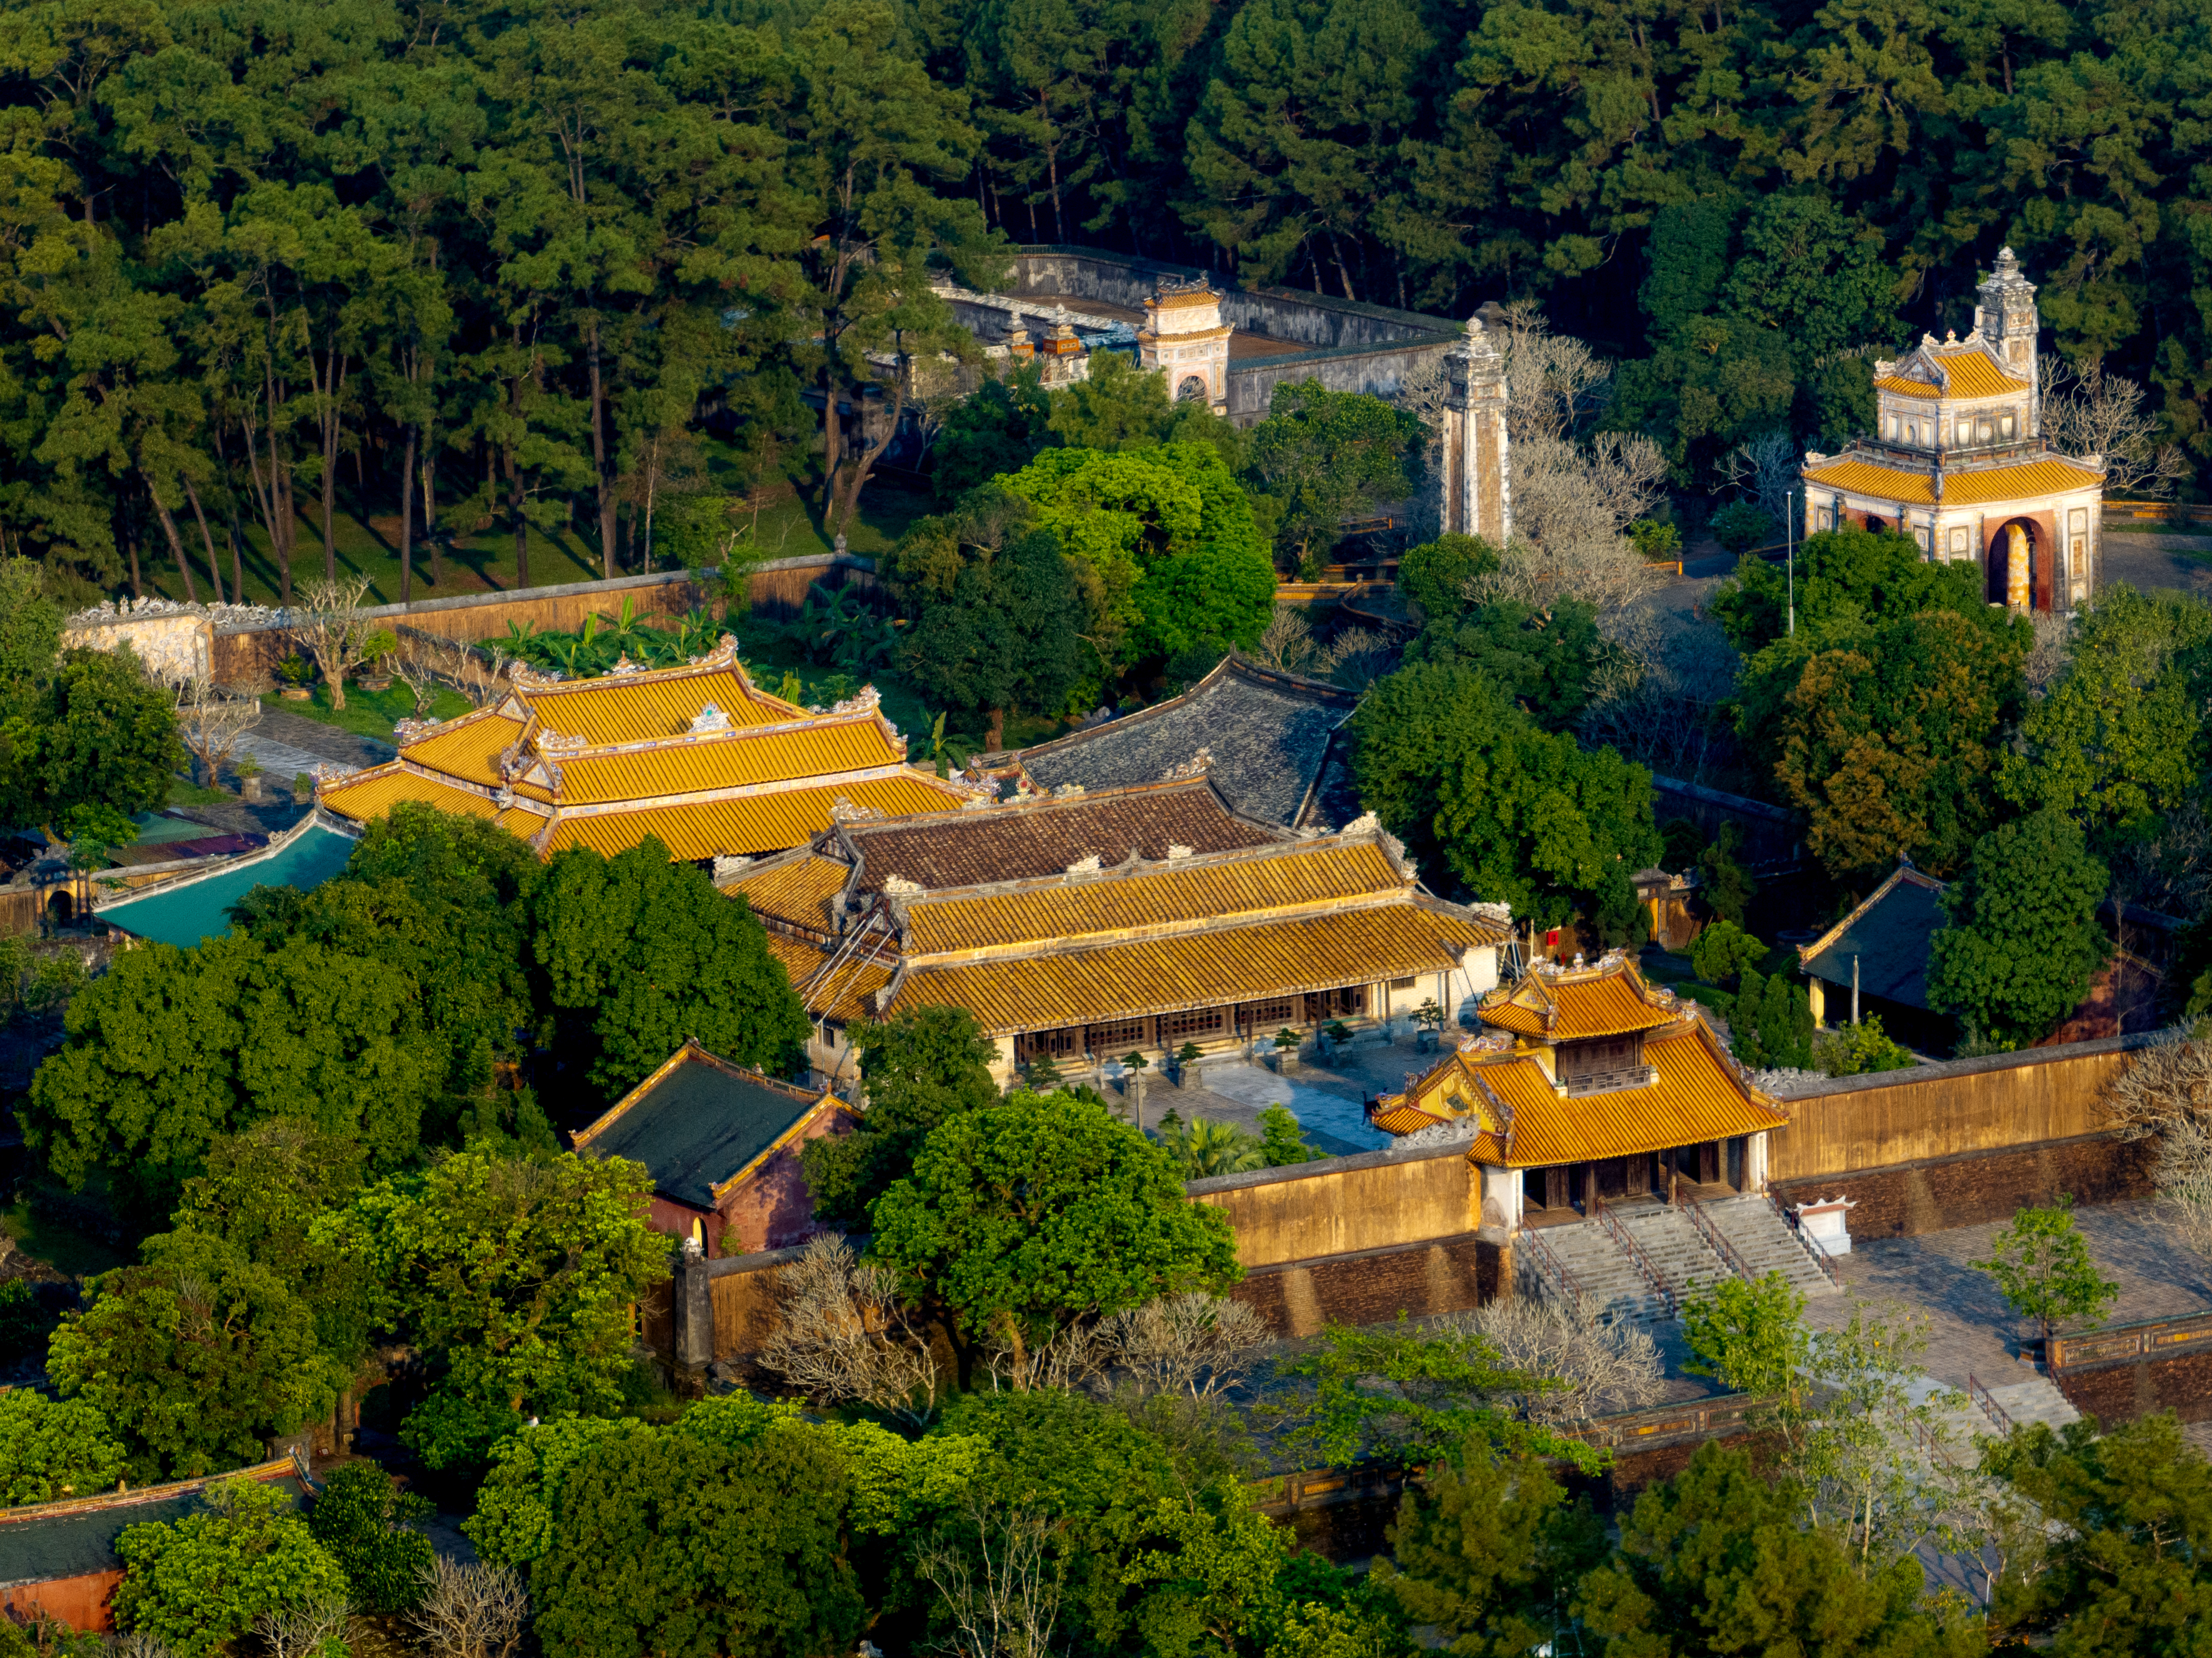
<box><xmin>1787</xmin><ymin>488</ymin><xmax>1796</xmax><ymax>637</ymax></box>
<box><xmin>1852</xmin><ymin>953</ymin><xmax>1861</xmax><ymax>1026</ymax></box>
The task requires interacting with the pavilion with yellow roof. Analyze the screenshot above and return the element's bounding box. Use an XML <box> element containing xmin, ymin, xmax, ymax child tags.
<box><xmin>1798</xmin><ymin>248</ymin><xmax>2103</xmax><ymax>615</ymax></box>
<box><xmin>319</xmin><ymin>637</ymin><xmax>984</xmax><ymax>861</ymax></box>
<box><xmin>1371</xmin><ymin>952</ymin><xmax>1788</xmax><ymax>1233</ymax></box>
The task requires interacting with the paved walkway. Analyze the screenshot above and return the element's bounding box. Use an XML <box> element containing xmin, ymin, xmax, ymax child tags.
<box><xmin>2099</xmin><ymin>529</ymin><xmax>2212</xmax><ymax>601</ymax></box>
<box><xmin>1802</xmin><ymin>1198</ymin><xmax>2212</xmax><ymax>1388</ymax></box>
<box><xmin>230</xmin><ymin>707</ymin><xmax>396</xmax><ymax>785</ymax></box>
<box><xmin>1093</xmin><ymin>1037</ymin><xmax>1451</xmax><ymax>1158</ymax></box>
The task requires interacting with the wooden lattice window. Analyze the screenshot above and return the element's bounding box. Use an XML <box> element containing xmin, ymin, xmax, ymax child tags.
<box><xmin>1086</xmin><ymin>1017</ymin><xmax>1147</xmax><ymax>1050</ymax></box>
<box><xmin>1162</xmin><ymin>1005</ymin><xmax>1224</xmax><ymax>1041</ymax></box>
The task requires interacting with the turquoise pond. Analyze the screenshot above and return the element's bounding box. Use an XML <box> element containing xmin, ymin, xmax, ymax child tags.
<box><xmin>96</xmin><ymin>825</ymin><xmax>358</xmax><ymax>949</ymax></box>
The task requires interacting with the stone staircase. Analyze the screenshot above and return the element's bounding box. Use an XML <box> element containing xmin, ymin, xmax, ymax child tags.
<box><xmin>1694</xmin><ymin>1193</ymin><xmax>1844</xmax><ymax>1298</ymax></box>
<box><xmin>1976</xmin><ymin>1374</ymin><xmax>2082</xmax><ymax>1434</ymax></box>
<box><xmin>1613</xmin><ymin>1202</ymin><xmax>1734</xmax><ymax>1300</ymax></box>
<box><xmin>1522</xmin><ymin>1219</ymin><xmax>1675</xmax><ymax>1328</ymax></box>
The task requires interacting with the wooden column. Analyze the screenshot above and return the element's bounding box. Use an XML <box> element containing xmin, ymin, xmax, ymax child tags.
<box><xmin>1544</xmin><ymin>1166</ymin><xmax>1570</xmax><ymax>1212</ymax></box>
<box><xmin>1698</xmin><ymin>1141</ymin><xmax>1721</xmax><ymax>1184</ymax></box>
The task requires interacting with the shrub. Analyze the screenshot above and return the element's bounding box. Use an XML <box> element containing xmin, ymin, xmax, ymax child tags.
<box><xmin>307</xmin><ymin>1460</ymin><xmax>435</xmax><ymax>1615</ymax></box>
<box><xmin>1730</xmin><ymin>968</ymin><xmax>1814</xmax><ymax>1069</ymax></box>
<box><xmin>1630</xmin><ymin>519</ymin><xmax>1683</xmax><ymax>561</ymax></box>
<box><xmin>114</xmin><ymin>1476</ymin><xmax>348</xmax><ymax>1658</ymax></box>
<box><xmin>1812</xmin><ymin>1015</ymin><xmax>1917</xmax><ymax>1077</ymax></box>
<box><xmin>1710</xmin><ymin>502</ymin><xmax>1773</xmax><ymax>552</ymax></box>
<box><xmin>1690</xmin><ymin>921</ymin><xmax>1765</xmax><ymax>987</ymax></box>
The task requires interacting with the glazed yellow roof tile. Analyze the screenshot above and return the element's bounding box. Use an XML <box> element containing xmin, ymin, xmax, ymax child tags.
<box><xmin>902</xmin><ymin>840</ymin><xmax>1412</xmax><ymax>954</ymax></box>
<box><xmin>1803</xmin><ymin>455</ymin><xmax>2104</xmax><ymax>508</ymax></box>
<box><xmin>1873</xmin><ymin>375</ymin><xmax>1941</xmax><ymax>400</ymax></box>
<box><xmin>1929</xmin><ymin>348</ymin><xmax>2030</xmax><ymax>398</ymax></box>
<box><xmin>888</xmin><ymin>904</ymin><xmax>1497</xmax><ymax>1033</ymax></box>
<box><xmin>1375</xmin><ymin>1021</ymin><xmax>1784</xmax><ymax>1167</ymax></box>
<box><xmin>521</xmin><ymin>665</ymin><xmax>792</xmax><ymax>743</ymax></box>
<box><xmin>760</xmin><ymin>930</ymin><xmax>832</xmax><ymax>988</ymax></box>
<box><xmin>321</xmin><ymin>766</ymin><xmax>502</xmax><ymax>824</ymax></box>
<box><xmin>552</xmin><ymin>720</ymin><xmax>903</xmax><ymax>804</ymax></box>
<box><xmin>725</xmin><ymin>855</ymin><xmax>852</xmax><ymax>932</ymax></box>
<box><xmin>802</xmin><ymin>953</ymin><xmax>897</xmax><ymax>1026</ymax></box>
<box><xmin>540</xmin><ymin>773</ymin><xmax>966</xmax><ymax>861</ymax></box>
<box><xmin>398</xmin><ymin>712</ymin><xmax>527</xmax><ymax>787</ymax></box>
<box><xmin>1371</xmin><ymin>1102</ymin><xmax>1449</xmax><ymax>1135</ymax></box>
<box><xmin>1479</xmin><ymin>963</ymin><xmax>1682</xmax><ymax>1042</ymax></box>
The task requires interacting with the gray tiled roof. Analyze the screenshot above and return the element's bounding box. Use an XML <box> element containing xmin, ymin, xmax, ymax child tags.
<box><xmin>841</xmin><ymin>778</ymin><xmax>1281</xmax><ymax>893</ymax></box>
<box><xmin>585</xmin><ymin>1049</ymin><xmax>826</xmax><ymax>1209</ymax></box>
<box><xmin>1013</xmin><ymin>657</ymin><xmax>1360</xmax><ymax>829</ymax></box>
<box><xmin>0</xmin><ymin>1474</ymin><xmax>306</xmax><ymax>1589</ymax></box>
<box><xmin>1799</xmin><ymin>867</ymin><xmax>1948</xmax><ymax>1010</ymax></box>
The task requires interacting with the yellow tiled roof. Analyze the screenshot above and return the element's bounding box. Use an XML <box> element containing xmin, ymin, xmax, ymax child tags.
<box><xmin>398</xmin><ymin>710</ymin><xmax>528</xmax><ymax>787</ymax></box>
<box><xmin>803</xmin><ymin>952</ymin><xmax>897</xmax><ymax>1026</ymax></box>
<box><xmin>725</xmin><ymin>853</ymin><xmax>852</xmax><ymax>932</ymax></box>
<box><xmin>521</xmin><ymin>664</ymin><xmax>795</xmax><ymax>743</ymax></box>
<box><xmin>1371</xmin><ymin>1101</ymin><xmax>1449</xmax><ymax>1135</ymax></box>
<box><xmin>1929</xmin><ymin>346</ymin><xmax>2029</xmax><ymax>399</ymax></box>
<box><xmin>761</xmin><ymin>929</ymin><xmax>832</xmax><ymax>985</ymax></box>
<box><xmin>902</xmin><ymin>840</ymin><xmax>1411</xmax><ymax>955</ymax></box>
<box><xmin>541</xmin><ymin>773</ymin><xmax>964</xmax><ymax>861</ymax></box>
<box><xmin>1374</xmin><ymin>1019</ymin><xmax>1784</xmax><ymax>1167</ymax></box>
<box><xmin>1873</xmin><ymin>375</ymin><xmax>1941</xmax><ymax>400</ymax></box>
<box><xmin>1802</xmin><ymin>455</ymin><xmax>2104</xmax><ymax>508</ymax></box>
<box><xmin>1479</xmin><ymin>961</ymin><xmax>1682</xmax><ymax>1042</ymax></box>
<box><xmin>321</xmin><ymin>765</ymin><xmax>509</xmax><ymax>825</ymax></box>
<box><xmin>553</xmin><ymin>719</ymin><xmax>904</xmax><ymax>805</ymax></box>
<box><xmin>886</xmin><ymin>904</ymin><xmax>1497</xmax><ymax>1034</ymax></box>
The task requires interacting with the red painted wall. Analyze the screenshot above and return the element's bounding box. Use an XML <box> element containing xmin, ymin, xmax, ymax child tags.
<box><xmin>637</xmin><ymin>1105</ymin><xmax>854</xmax><ymax>1258</ymax></box>
<box><xmin>5</xmin><ymin>1571</ymin><xmax>123</xmax><ymax>1633</ymax></box>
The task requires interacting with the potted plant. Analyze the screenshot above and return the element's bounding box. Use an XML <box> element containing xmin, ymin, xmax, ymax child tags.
<box><xmin>355</xmin><ymin>629</ymin><xmax>400</xmax><ymax>692</ymax></box>
<box><xmin>293</xmin><ymin>771</ymin><xmax>316</xmax><ymax>806</ymax></box>
<box><xmin>1174</xmin><ymin>1041</ymin><xmax>1204</xmax><ymax>1089</ymax></box>
<box><xmin>1271</xmin><ymin>1027</ymin><xmax>1301</xmax><ymax>1073</ymax></box>
<box><xmin>1414</xmin><ymin>997</ymin><xmax>1446</xmax><ymax>1053</ymax></box>
<box><xmin>1317</xmin><ymin>1020</ymin><xmax>1352</xmax><ymax>1063</ymax></box>
<box><xmin>235</xmin><ymin>753</ymin><xmax>263</xmax><ymax>802</ymax></box>
<box><xmin>1024</xmin><ymin>1052</ymin><xmax>1063</xmax><ymax>1091</ymax></box>
<box><xmin>275</xmin><ymin>654</ymin><xmax>314</xmax><ymax>700</ymax></box>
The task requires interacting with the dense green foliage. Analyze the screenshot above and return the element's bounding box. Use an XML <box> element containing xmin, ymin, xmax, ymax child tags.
<box><xmin>1374</xmin><ymin>1445</ymin><xmax>1606</xmax><ymax>1658</ymax></box>
<box><xmin>26</xmin><ymin>807</ymin><xmax>809</xmax><ymax>1214</ymax></box>
<box><xmin>308</xmin><ymin>1461</ymin><xmax>435</xmax><ymax>1616</ymax></box>
<box><xmin>1970</xmin><ymin>1199</ymin><xmax>2121</xmax><ymax>1344</ymax></box>
<box><xmin>1244</xmin><ymin>380</ymin><xmax>1423</xmax><ymax>571</ymax></box>
<box><xmin>801</xmin><ymin>1004</ymin><xmax>1003</xmax><ymax>1224</ymax></box>
<box><xmin>1352</xmin><ymin>662</ymin><xmax>1660</xmax><ymax>937</ymax></box>
<box><xmin>324</xmin><ymin>1148</ymin><xmax>672</xmax><ymax>1474</ymax></box>
<box><xmin>1000</xmin><ymin>443</ymin><xmax>1276</xmax><ymax>673</ymax></box>
<box><xmin>0</xmin><ymin>1387</ymin><xmax>128</xmax><ymax>1507</ymax></box>
<box><xmin>869</xmin><ymin>1088</ymin><xmax>1241</xmax><ymax>1354</ymax></box>
<box><xmin>1574</xmin><ymin>1443</ymin><xmax>1982</xmax><ymax>1658</ymax></box>
<box><xmin>1728</xmin><ymin>968</ymin><xmax>1815</xmax><ymax>1072</ymax></box>
<box><xmin>1929</xmin><ymin>810</ymin><xmax>2112</xmax><ymax>1046</ymax></box>
<box><xmin>535</xmin><ymin>837</ymin><xmax>811</xmax><ymax>1098</ymax></box>
<box><xmin>48</xmin><ymin>1227</ymin><xmax>331</xmax><ymax>1481</ymax></box>
<box><xmin>114</xmin><ymin>1476</ymin><xmax>348</xmax><ymax>1658</ymax></box>
<box><xmin>878</xmin><ymin>490</ymin><xmax>1086</xmax><ymax>731</ymax></box>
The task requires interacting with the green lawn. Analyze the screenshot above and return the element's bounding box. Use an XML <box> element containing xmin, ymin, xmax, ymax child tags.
<box><xmin>261</xmin><ymin>682</ymin><xmax>477</xmax><ymax>745</ymax></box>
<box><xmin>133</xmin><ymin>467</ymin><xmax>937</xmax><ymax>611</ymax></box>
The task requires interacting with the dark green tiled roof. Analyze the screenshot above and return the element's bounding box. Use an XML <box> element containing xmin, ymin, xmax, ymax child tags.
<box><xmin>1799</xmin><ymin>869</ymin><xmax>1947</xmax><ymax>1010</ymax></box>
<box><xmin>0</xmin><ymin>1476</ymin><xmax>304</xmax><ymax>1588</ymax></box>
<box><xmin>584</xmin><ymin>1050</ymin><xmax>827</xmax><ymax>1208</ymax></box>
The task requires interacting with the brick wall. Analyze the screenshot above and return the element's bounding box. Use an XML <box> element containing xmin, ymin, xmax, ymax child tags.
<box><xmin>1230</xmin><ymin>1230</ymin><xmax>1505</xmax><ymax>1337</ymax></box>
<box><xmin>1772</xmin><ymin>1130</ymin><xmax>2156</xmax><ymax>1241</ymax></box>
<box><xmin>2056</xmin><ymin>1350</ymin><xmax>2212</xmax><ymax>1428</ymax></box>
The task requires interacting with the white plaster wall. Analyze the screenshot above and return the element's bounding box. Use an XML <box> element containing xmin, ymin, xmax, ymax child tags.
<box><xmin>63</xmin><ymin>613</ymin><xmax>212</xmax><ymax>680</ymax></box>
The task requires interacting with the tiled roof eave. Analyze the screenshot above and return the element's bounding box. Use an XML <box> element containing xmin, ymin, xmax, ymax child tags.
<box><xmin>904</xmin><ymin>884</ymin><xmax>1429</xmax><ymax>964</ymax></box>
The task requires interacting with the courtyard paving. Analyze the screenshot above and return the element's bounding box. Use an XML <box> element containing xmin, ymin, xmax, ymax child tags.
<box><xmin>1093</xmin><ymin>1036</ymin><xmax>1452</xmax><ymax>1159</ymax></box>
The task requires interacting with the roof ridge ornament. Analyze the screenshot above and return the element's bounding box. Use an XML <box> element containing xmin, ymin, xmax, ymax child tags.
<box><xmin>1343</xmin><ymin>811</ymin><xmax>1382</xmax><ymax>835</ymax></box>
<box><xmin>1159</xmin><ymin>746</ymin><xmax>1213</xmax><ymax>781</ymax></box>
<box><xmin>691</xmin><ymin>702</ymin><xmax>732</xmax><ymax>734</ymax></box>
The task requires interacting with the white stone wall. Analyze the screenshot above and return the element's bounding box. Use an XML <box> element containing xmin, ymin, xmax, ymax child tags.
<box><xmin>62</xmin><ymin>611</ymin><xmax>213</xmax><ymax>680</ymax></box>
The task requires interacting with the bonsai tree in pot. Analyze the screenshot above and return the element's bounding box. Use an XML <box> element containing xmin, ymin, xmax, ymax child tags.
<box><xmin>1120</xmin><ymin>1051</ymin><xmax>1149</xmax><ymax>1131</ymax></box>
<box><xmin>355</xmin><ymin>629</ymin><xmax>401</xmax><ymax>692</ymax></box>
<box><xmin>1175</xmin><ymin>1041</ymin><xmax>1204</xmax><ymax>1087</ymax></box>
<box><xmin>1317</xmin><ymin>1019</ymin><xmax>1352</xmax><ymax>1062</ymax></box>
<box><xmin>1272</xmin><ymin>1027</ymin><xmax>1301</xmax><ymax>1072</ymax></box>
<box><xmin>294</xmin><ymin>771</ymin><xmax>316</xmax><ymax>806</ymax></box>
<box><xmin>235</xmin><ymin>753</ymin><xmax>264</xmax><ymax>802</ymax></box>
<box><xmin>1414</xmin><ymin>998</ymin><xmax>1446</xmax><ymax>1052</ymax></box>
<box><xmin>274</xmin><ymin>654</ymin><xmax>314</xmax><ymax>701</ymax></box>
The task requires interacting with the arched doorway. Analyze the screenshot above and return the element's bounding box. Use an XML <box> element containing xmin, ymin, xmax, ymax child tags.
<box><xmin>1988</xmin><ymin>517</ymin><xmax>2048</xmax><ymax>610</ymax></box>
<box><xmin>1864</xmin><ymin>514</ymin><xmax>1889</xmax><ymax>533</ymax></box>
<box><xmin>1176</xmin><ymin>375</ymin><xmax>1209</xmax><ymax>403</ymax></box>
<box><xmin>46</xmin><ymin>890</ymin><xmax>72</xmax><ymax>928</ymax></box>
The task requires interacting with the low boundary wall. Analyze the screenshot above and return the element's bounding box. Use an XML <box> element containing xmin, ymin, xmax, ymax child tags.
<box><xmin>209</xmin><ymin>554</ymin><xmax>877</xmax><ymax>683</ymax></box>
<box><xmin>2052</xmin><ymin>1312</ymin><xmax>2212</xmax><ymax>1426</ymax></box>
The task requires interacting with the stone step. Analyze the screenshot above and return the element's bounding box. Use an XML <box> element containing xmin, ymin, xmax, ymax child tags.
<box><xmin>1982</xmin><ymin>1375</ymin><xmax>2081</xmax><ymax>1433</ymax></box>
<box><xmin>1524</xmin><ymin>1220</ymin><xmax>1673</xmax><ymax>1328</ymax></box>
<box><xmin>1697</xmin><ymin>1194</ymin><xmax>1842</xmax><ymax>1297</ymax></box>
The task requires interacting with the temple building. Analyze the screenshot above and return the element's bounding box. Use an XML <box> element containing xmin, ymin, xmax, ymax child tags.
<box><xmin>319</xmin><ymin>639</ymin><xmax>981</xmax><ymax>861</ymax></box>
<box><xmin>1799</xmin><ymin>249</ymin><xmax>2104</xmax><ymax>614</ymax></box>
<box><xmin>721</xmin><ymin>779</ymin><xmax>1510</xmax><ymax>1087</ymax></box>
<box><xmin>572</xmin><ymin>1042</ymin><xmax>852</xmax><ymax>1258</ymax></box>
<box><xmin>989</xmin><ymin>655</ymin><xmax>1361</xmax><ymax>831</ymax></box>
<box><xmin>1371</xmin><ymin>953</ymin><xmax>1788</xmax><ymax>1231</ymax></box>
